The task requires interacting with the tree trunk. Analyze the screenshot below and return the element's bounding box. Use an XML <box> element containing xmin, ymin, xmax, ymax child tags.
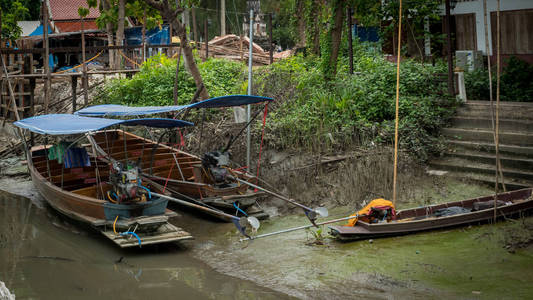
<box><xmin>310</xmin><ymin>0</ymin><xmax>321</xmax><ymax>55</ymax></box>
<box><xmin>116</xmin><ymin>0</ymin><xmax>126</xmax><ymax>69</ymax></box>
<box><xmin>328</xmin><ymin>1</ymin><xmax>344</xmax><ymax>77</ymax></box>
<box><xmin>296</xmin><ymin>0</ymin><xmax>306</xmax><ymax>48</ymax></box>
<box><xmin>101</xmin><ymin>0</ymin><xmax>115</xmax><ymax>69</ymax></box>
<box><xmin>145</xmin><ymin>0</ymin><xmax>209</xmax><ymax>101</ymax></box>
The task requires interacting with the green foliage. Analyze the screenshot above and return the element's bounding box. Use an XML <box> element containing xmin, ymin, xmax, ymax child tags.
<box><xmin>95</xmin><ymin>54</ymin><xmax>245</xmax><ymax>106</ymax></box>
<box><xmin>465</xmin><ymin>56</ymin><xmax>533</xmax><ymax>102</ymax></box>
<box><xmin>0</xmin><ymin>0</ymin><xmax>30</xmax><ymax>42</ymax></box>
<box><xmin>96</xmin><ymin>41</ymin><xmax>456</xmax><ymax>161</ymax></box>
<box><xmin>254</xmin><ymin>41</ymin><xmax>454</xmax><ymax>160</ymax></box>
<box><xmin>78</xmin><ymin>7</ymin><xmax>90</xmax><ymax>18</ymax></box>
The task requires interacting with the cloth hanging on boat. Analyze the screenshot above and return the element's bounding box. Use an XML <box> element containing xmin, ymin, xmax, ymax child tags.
<box><xmin>47</xmin><ymin>141</ymin><xmax>70</xmax><ymax>164</ymax></box>
<box><xmin>63</xmin><ymin>147</ymin><xmax>91</xmax><ymax>168</ymax></box>
<box><xmin>346</xmin><ymin>198</ymin><xmax>396</xmax><ymax>226</ymax></box>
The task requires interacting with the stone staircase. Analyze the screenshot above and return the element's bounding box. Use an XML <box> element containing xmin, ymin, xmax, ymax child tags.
<box><xmin>429</xmin><ymin>100</ymin><xmax>533</xmax><ymax>190</ymax></box>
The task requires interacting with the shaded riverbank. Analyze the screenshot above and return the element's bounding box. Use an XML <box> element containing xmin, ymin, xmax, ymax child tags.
<box><xmin>1</xmin><ymin>173</ymin><xmax>533</xmax><ymax>299</ymax></box>
<box><xmin>0</xmin><ymin>188</ymin><xmax>294</xmax><ymax>300</ymax></box>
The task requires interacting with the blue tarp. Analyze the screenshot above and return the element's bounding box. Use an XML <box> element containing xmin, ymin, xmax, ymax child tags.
<box><xmin>14</xmin><ymin>114</ymin><xmax>193</xmax><ymax>135</ymax></box>
<box><xmin>353</xmin><ymin>25</ymin><xmax>380</xmax><ymax>43</ymax></box>
<box><xmin>124</xmin><ymin>25</ymin><xmax>170</xmax><ymax>46</ymax></box>
<box><xmin>75</xmin><ymin>95</ymin><xmax>274</xmax><ymax>117</ymax></box>
<box><xmin>29</xmin><ymin>24</ymin><xmax>53</xmax><ymax>36</ymax></box>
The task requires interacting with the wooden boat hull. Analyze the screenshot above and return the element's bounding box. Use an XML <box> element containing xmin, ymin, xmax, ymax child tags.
<box><xmin>329</xmin><ymin>188</ymin><xmax>533</xmax><ymax>241</ymax></box>
<box><xmin>93</xmin><ymin>130</ymin><xmax>269</xmax><ymax>221</ymax></box>
<box><xmin>27</xmin><ymin>150</ymin><xmax>193</xmax><ymax>248</ymax></box>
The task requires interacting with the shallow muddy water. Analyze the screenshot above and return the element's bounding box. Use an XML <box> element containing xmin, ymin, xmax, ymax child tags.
<box><xmin>0</xmin><ymin>189</ymin><xmax>293</xmax><ymax>300</ymax></box>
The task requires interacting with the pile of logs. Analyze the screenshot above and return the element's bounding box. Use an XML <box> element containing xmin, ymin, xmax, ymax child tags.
<box><xmin>198</xmin><ymin>34</ymin><xmax>292</xmax><ymax>65</ymax></box>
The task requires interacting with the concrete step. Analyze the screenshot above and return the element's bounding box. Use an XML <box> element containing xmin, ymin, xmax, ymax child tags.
<box><xmin>446</xmin><ymin>140</ymin><xmax>533</xmax><ymax>158</ymax></box>
<box><xmin>430</xmin><ymin>170</ymin><xmax>532</xmax><ymax>191</ymax></box>
<box><xmin>450</xmin><ymin>117</ymin><xmax>533</xmax><ymax>132</ymax></box>
<box><xmin>442</xmin><ymin>128</ymin><xmax>533</xmax><ymax>146</ymax></box>
<box><xmin>429</xmin><ymin>157</ymin><xmax>533</xmax><ymax>181</ymax></box>
<box><xmin>444</xmin><ymin>149</ymin><xmax>533</xmax><ymax>170</ymax></box>
<box><xmin>457</xmin><ymin>101</ymin><xmax>533</xmax><ymax>121</ymax></box>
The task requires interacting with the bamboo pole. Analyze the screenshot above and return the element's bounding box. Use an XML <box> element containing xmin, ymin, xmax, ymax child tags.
<box><xmin>392</xmin><ymin>0</ymin><xmax>403</xmax><ymax>206</ymax></box>
<box><xmin>483</xmin><ymin>0</ymin><xmax>506</xmax><ymax>192</ymax></box>
<box><xmin>494</xmin><ymin>0</ymin><xmax>501</xmax><ymax>223</ymax></box>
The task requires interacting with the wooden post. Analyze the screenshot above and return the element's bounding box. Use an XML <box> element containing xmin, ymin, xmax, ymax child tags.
<box><xmin>347</xmin><ymin>7</ymin><xmax>353</xmax><ymax>74</ymax></box>
<box><xmin>29</xmin><ymin>54</ymin><xmax>36</xmax><ymax>117</ymax></box>
<box><xmin>71</xmin><ymin>75</ymin><xmax>78</xmax><ymax>113</ymax></box>
<box><xmin>445</xmin><ymin>0</ymin><xmax>455</xmax><ymax>96</ymax></box>
<box><xmin>204</xmin><ymin>19</ymin><xmax>208</xmax><ymax>60</ymax></box>
<box><xmin>268</xmin><ymin>13</ymin><xmax>273</xmax><ymax>64</ymax></box>
<box><xmin>81</xmin><ymin>17</ymin><xmax>88</xmax><ymax>105</ymax></box>
<box><xmin>43</xmin><ymin>0</ymin><xmax>51</xmax><ymax>113</ymax></box>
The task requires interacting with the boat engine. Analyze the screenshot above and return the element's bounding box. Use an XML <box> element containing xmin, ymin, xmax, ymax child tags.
<box><xmin>108</xmin><ymin>161</ymin><xmax>146</xmax><ymax>203</ymax></box>
<box><xmin>202</xmin><ymin>151</ymin><xmax>230</xmax><ymax>185</ymax></box>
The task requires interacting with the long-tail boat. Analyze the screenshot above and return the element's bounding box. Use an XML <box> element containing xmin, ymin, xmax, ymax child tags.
<box><xmin>75</xmin><ymin>95</ymin><xmax>275</xmax><ymax>221</ymax></box>
<box><xmin>14</xmin><ymin>114</ymin><xmax>195</xmax><ymax>248</ymax></box>
<box><xmin>329</xmin><ymin>188</ymin><xmax>533</xmax><ymax>241</ymax></box>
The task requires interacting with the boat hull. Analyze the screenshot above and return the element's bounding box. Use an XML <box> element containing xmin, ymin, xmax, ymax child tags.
<box><xmin>27</xmin><ymin>150</ymin><xmax>193</xmax><ymax>248</ymax></box>
<box><xmin>329</xmin><ymin>188</ymin><xmax>533</xmax><ymax>241</ymax></box>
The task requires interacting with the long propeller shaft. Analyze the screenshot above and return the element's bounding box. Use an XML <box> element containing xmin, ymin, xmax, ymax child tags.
<box><xmin>239</xmin><ymin>215</ymin><xmax>358</xmax><ymax>242</ymax></box>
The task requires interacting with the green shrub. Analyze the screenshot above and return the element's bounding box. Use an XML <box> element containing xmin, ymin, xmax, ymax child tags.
<box><xmin>254</xmin><ymin>47</ymin><xmax>454</xmax><ymax>160</ymax></box>
<box><xmin>464</xmin><ymin>56</ymin><xmax>533</xmax><ymax>102</ymax></box>
<box><xmin>96</xmin><ymin>54</ymin><xmax>245</xmax><ymax>106</ymax></box>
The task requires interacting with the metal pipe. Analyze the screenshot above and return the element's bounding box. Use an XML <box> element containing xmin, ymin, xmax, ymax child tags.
<box><xmin>152</xmin><ymin>192</ymin><xmax>238</xmax><ymax>221</ymax></box>
<box><xmin>239</xmin><ymin>215</ymin><xmax>358</xmax><ymax>242</ymax></box>
<box><xmin>246</xmin><ymin>9</ymin><xmax>254</xmax><ymax>172</ymax></box>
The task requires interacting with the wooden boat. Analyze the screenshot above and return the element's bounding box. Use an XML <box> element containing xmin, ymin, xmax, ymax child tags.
<box><xmin>15</xmin><ymin>114</ymin><xmax>194</xmax><ymax>248</ymax></box>
<box><xmin>74</xmin><ymin>95</ymin><xmax>276</xmax><ymax>221</ymax></box>
<box><xmin>329</xmin><ymin>188</ymin><xmax>533</xmax><ymax>241</ymax></box>
<box><xmin>90</xmin><ymin>129</ymin><xmax>269</xmax><ymax>221</ymax></box>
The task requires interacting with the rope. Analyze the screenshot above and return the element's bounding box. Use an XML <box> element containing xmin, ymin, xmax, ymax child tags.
<box><xmin>118</xmin><ymin>49</ymin><xmax>142</xmax><ymax>67</ymax></box>
<box><xmin>162</xmin><ymin>162</ymin><xmax>175</xmax><ymax>193</ymax></box>
<box><xmin>113</xmin><ymin>215</ymin><xmax>119</xmax><ymax>235</ymax></box>
<box><xmin>120</xmin><ymin>231</ymin><xmax>142</xmax><ymax>246</ymax></box>
<box><xmin>392</xmin><ymin>0</ymin><xmax>403</xmax><ymax>207</ymax></box>
<box><xmin>233</xmin><ymin>202</ymin><xmax>248</xmax><ymax>216</ymax></box>
<box><xmin>53</xmin><ymin>50</ymin><xmax>104</xmax><ymax>74</ymax></box>
<box><xmin>254</xmin><ymin>103</ymin><xmax>269</xmax><ymax>191</ymax></box>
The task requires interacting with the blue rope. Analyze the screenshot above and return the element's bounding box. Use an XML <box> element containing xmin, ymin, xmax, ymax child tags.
<box><xmin>120</xmin><ymin>231</ymin><xmax>142</xmax><ymax>246</ymax></box>
<box><xmin>138</xmin><ymin>184</ymin><xmax>152</xmax><ymax>199</ymax></box>
<box><xmin>233</xmin><ymin>202</ymin><xmax>248</xmax><ymax>216</ymax></box>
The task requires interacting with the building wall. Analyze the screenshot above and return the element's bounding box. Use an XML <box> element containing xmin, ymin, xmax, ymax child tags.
<box><xmin>450</xmin><ymin>0</ymin><xmax>533</xmax><ymax>55</ymax></box>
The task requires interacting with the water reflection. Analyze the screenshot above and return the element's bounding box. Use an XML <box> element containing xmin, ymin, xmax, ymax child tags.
<box><xmin>0</xmin><ymin>190</ymin><xmax>292</xmax><ymax>300</ymax></box>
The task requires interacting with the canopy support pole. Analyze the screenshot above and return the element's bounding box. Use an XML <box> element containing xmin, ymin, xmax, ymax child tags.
<box><xmin>246</xmin><ymin>8</ymin><xmax>254</xmax><ymax>173</ymax></box>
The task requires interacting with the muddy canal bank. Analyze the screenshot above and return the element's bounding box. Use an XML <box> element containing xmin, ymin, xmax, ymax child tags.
<box><xmin>1</xmin><ymin>155</ymin><xmax>533</xmax><ymax>299</ymax></box>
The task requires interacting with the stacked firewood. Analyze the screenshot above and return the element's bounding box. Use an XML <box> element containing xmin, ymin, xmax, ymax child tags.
<box><xmin>197</xmin><ymin>34</ymin><xmax>292</xmax><ymax>65</ymax></box>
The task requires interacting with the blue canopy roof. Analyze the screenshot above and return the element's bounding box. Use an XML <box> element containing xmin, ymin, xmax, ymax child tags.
<box><xmin>13</xmin><ymin>114</ymin><xmax>193</xmax><ymax>135</ymax></box>
<box><xmin>74</xmin><ymin>95</ymin><xmax>274</xmax><ymax>117</ymax></box>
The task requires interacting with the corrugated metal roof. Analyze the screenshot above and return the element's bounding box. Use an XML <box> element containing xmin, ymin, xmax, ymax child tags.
<box><xmin>18</xmin><ymin>21</ymin><xmax>41</xmax><ymax>37</ymax></box>
<box><xmin>49</xmin><ymin>0</ymin><xmax>100</xmax><ymax>20</ymax></box>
